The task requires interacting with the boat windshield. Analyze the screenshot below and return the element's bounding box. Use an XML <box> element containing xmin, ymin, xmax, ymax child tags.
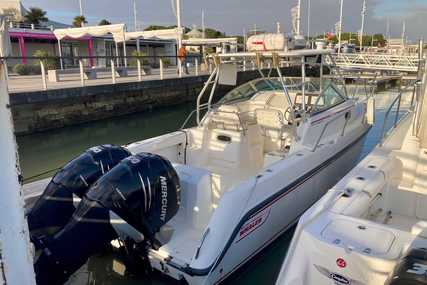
<box><xmin>218</xmin><ymin>78</ymin><xmax>321</xmax><ymax>105</ymax></box>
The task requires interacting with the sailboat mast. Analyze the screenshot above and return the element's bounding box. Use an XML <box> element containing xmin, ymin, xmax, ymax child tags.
<box><xmin>297</xmin><ymin>0</ymin><xmax>301</xmax><ymax>35</ymax></box>
<box><xmin>360</xmin><ymin>0</ymin><xmax>367</xmax><ymax>50</ymax></box>
<box><xmin>338</xmin><ymin>0</ymin><xmax>344</xmax><ymax>53</ymax></box>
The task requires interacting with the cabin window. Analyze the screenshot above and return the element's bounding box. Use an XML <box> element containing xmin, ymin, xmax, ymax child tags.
<box><xmin>313</xmin><ymin>84</ymin><xmax>346</xmax><ymax>113</ymax></box>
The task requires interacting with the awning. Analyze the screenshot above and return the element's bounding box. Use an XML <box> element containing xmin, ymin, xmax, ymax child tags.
<box><xmin>123</xmin><ymin>28</ymin><xmax>182</xmax><ymax>42</ymax></box>
<box><xmin>54</xmin><ymin>24</ymin><xmax>126</xmax><ymax>42</ymax></box>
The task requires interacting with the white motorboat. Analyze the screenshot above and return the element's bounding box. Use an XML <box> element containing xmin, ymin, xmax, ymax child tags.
<box><xmin>276</xmin><ymin>68</ymin><xmax>426</xmax><ymax>285</ymax></box>
<box><xmin>27</xmin><ymin>50</ymin><xmax>373</xmax><ymax>285</ymax></box>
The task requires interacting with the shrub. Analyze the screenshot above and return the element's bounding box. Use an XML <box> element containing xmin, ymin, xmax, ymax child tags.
<box><xmin>162</xmin><ymin>58</ymin><xmax>171</xmax><ymax>67</ymax></box>
<box><xmin>33</xmin><ymin>50</ymin><xmax>57</xmax><ymax>70</ymax></box>
<box><xmin>13</xmin><ymin>63</ymin><xmax>41</xmax><ymax>75</ymax></box>
<box><xmin>130</xmin><ymin>50</ymin><xmax>150</xmax><ymax>66</ymax></box>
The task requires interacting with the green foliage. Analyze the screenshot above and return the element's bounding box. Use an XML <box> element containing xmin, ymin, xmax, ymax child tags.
<box><xmin>73</xmin><ymin>15</ymin><xmax>88</xmax><ymax>27</ymax></box>
<box><xmin>144</xmin><ymin>25</ymin><xmax>190</xmax><ymax>33</ymax></box>
<box><xmin>130</xmin><ymin>50</ymin><xmax>149</xmax><ymax>66</ymax></box>
<box><xmin>203</xmin><ymin>28</ymin><xmax>225</xmax><ymax>38</ymax></box>
<box><xmin>24</xmin><ymin>7</ymin><xmax>48</xmax><ymax>25</ymax></box>
<box><xmin>33</xmin><ymin>50</ymin><xmax>57</xmax><ymax>70</ymax></box>
<box><xmin>13</xmin><ymin>64</ymin><xmax>40</xmax><ymax>75</ymax></box>
<box><xmin>161</xmin><ymin>58</ymin><xmax>171</xmax><ymax>67</ymax></box>
<box><xmin>98</xmin><ymin>19</ymin><xmax>111</xmax><ymax>26</ymax></box>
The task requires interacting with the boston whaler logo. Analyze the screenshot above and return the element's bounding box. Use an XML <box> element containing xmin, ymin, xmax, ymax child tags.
<box><xmin>236</xmin><ymin>207</ymin><xmax>271</xmax><ymax>242</ymax></box>
<box><xmin>314</xmin><ymin>265</ymin><xmax>364</xmax><ymax>285</ymax></box>
<box><xmin>160</xmin><ymin>176</ymin><xmax>168</xmax><ymax>222</ymax></box>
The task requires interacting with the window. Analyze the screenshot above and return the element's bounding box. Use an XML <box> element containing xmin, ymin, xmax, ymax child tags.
<box><xmin>313</xmin><ymin>84</ymin><xmax>346</xmax><ymax>113</ymax></box>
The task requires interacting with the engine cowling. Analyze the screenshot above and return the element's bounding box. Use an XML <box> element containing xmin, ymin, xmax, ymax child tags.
<box><xmin>28</xmin><ymin>144</ymin><xmax>131</xmax><ymax>246</ymax></box>
<box><xmin>34</xmin><ymin>153</ymin><xmax>181</xmax><ymax>285</ymax></box>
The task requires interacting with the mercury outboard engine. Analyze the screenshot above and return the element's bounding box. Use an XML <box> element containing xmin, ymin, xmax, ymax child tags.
<box><xmin>387</xmin><ymin>248</ymin><xmax>427</xmax><ymax>285</ymax></box>
<box><xmin>34</xmin><ymin>153</ymin><xmax>181</xmax><ymax>285</ymax></box>
<box><xmin>28</xmin><ymin>145</ymin><xmax>131</xmax><ymax>248</ymax></box>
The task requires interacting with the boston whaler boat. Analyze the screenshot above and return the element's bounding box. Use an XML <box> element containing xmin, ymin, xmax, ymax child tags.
<box><xmin>27</xmin><ymin>50</ymin><xmax>373</xmax><ymax>284</ymax></box>
<box><xmin>276</xmin><ymin>65</ymin><xmax>427</xmax><ymax>285</ymax></box>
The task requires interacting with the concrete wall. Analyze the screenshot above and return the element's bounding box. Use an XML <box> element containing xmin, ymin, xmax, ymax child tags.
<box><xmin>10</xmin><ymin>67</ymin><xmax>303</xmax><ymax>135</ymax></box>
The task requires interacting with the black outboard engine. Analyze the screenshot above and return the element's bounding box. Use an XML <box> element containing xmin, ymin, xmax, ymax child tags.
<box><xmin>34</xmin><ymin>153</ymin><xmax>181</xmax><ymax>285</ymax></box>
<box><xmin>387</xmin><ymin>248</ymin><xmax>427</xmax><ymax>285</ymax></box>
<box><xmin>28</xmin><ymin>145</ymin><xmax>131</xmax><ymax>247</ymax></box>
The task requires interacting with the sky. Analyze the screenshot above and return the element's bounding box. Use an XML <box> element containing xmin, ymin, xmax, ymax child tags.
<box><xmin>20</xmin><ymin>0</ymin><xmax>427</xmax><ymax>41</ymax></box>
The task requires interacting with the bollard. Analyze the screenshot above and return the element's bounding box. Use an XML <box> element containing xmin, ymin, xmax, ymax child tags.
<box><xmin>160</xmin><ymin>58</ymin><xmax>164</xmax><ymax>80</ymax></box>
<box><xmin>79</xmin><ymin>59</ymin><xmax>85</xmax><ymax>87</ymax></box>
<box><xmin>40</xmin><ymin>60</ymin><xmax>47</xmax><ymax>90</ymax></box>
<box><xmin>137</xmin><ymin>58</ymin><xmax>142</xmax><ymax>82</ymax></box>
<box><xmin>209</xmin><ymin>62</ymin><xmax>213</xmax><ymax>74</ymax></box>
<box><xmin>243</xmin><ymin>59</ymin><xmax>247</xmax><ymax>72</ymax></box>
<box><xmin>252</xmin><ymin>61</ymin><xmax>256</xmax><ymax>71</ymax></box>
<box><xmin>195</xmin><ymin>58</ymin><xmax>199</xmax><ymax>76</ymax></box>
<box><xmin>111</xmin><ymin>59</ymin><xmax>116</xmax><ymax>84</ymax></box>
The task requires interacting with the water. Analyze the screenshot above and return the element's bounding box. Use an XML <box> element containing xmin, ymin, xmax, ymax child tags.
<box><xmin>17</xmin><ymin>88</ymin><xmax>413</xmax><ymax>284</ymax></box>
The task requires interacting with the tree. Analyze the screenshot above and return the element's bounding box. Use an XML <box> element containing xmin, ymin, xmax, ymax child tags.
<box><xmin>24</xmin><ymin>7</ymin><xmax>48</xmax><ymax>26</ymax></box>
<box><xmin>98</xmin><ymin>19</ymin><xmax>111</xmax><ymax>26</ymax></box>
<box><xmin>203</xmin><ymin>28</ymin><xmax>225</xmax><ymax>38</ymax></box>
<box><xmin>73</xmin><ymin>15</ymin><xmax>87</xmax><ymax>27</ymax></box>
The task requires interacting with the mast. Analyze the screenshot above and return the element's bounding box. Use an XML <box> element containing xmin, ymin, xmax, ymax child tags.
<box><xmin>133</xmin><ymin>0</ymin><xmax>138</xmax><ymax>31</ymax></box>
<box><xmin>338</xmin><ymin>0</ymin><xmax>344</xmax><ymax>53</ymax></box>
<box><xmin>360</xmin><ymin>0</ymin><xmax>367</xmax><ymax>51</ymax></box>
<box><xmin>401</xmin><ymin>20</ymin><xmax>406</xmax><ymax>47</ymax></box>
<box><xmin>0</xmin><ymin>16</ymin><xmax>36</xmax><ymax>285</ymax></box>
<box><xmin>296</xmin><ymin>0</ymin><xmax>301</xmax><ymax>35</ymax></box>
<box><xmin>176</xmin><ymin>0</ymin><xmax>183</xmax><ymax>77</ymax></box>
<box><xmin>79</xmin><ymin>0</ymin><xmax>84</xmax><ymax>26</ymax></box>
<box><xmin>307</xmin><ymin>0</ymin><xmax>311</xmax><ymax>42</ymax></box>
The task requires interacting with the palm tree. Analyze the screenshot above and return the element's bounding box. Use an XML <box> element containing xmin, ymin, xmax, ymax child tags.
<box><xmin>98</xmin><ymin>19</ymin><xmax>111</xmax><ymax>26</ymax></box>
<box><xmin>73</xmin><ymin>15</ymin><xmax>87</xmax><ymax>27</ymax></box>
<box><xmin>24</xmin><ymin>7</ymin><xmax>48</xmax><ymax>26</ymax></box>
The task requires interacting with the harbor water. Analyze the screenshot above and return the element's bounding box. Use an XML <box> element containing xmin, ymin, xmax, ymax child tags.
<box><xmin>17</xmin><ymin>88</ymin><xmax>413</xmax><ymax>284</ymax></box>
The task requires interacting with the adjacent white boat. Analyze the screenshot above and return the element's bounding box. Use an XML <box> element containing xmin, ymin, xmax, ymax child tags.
<box><xmin>26</xmin><ymin>50</ymin><xmax>372</xmax><ymax>284</ymax></box>
<box><xmin>276</xmin><ymin>69</ymin><xmax>426</xmax><ymax>285</ymax></box>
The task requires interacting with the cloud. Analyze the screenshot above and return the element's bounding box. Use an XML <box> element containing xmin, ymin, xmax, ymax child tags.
<box><xmin>20</xmin><ymin>0</ymin><xmax>427</xmax><ymax>40</ymax></box>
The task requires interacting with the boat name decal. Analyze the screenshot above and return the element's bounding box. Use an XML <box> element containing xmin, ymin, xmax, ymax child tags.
<box><xmin>236</xmin><ymin>208</ymin><xmax>271</xmax><ymax>243</ymax></box>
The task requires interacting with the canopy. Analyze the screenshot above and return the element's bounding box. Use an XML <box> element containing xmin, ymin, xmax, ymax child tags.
<box><xmin>123</xmin><ymin>28</ymin><xmax>182</xmax><ymax>42</ymax></box>
<box><xmin>54</xmin><ymin>24</ymin><xmax>126</xmax><ymax>42</ymax></box>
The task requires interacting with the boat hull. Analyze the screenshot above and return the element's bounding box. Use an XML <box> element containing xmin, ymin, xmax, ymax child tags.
<box><xmin>151</xmin><ymin>125</ymin><xmax>370</xmax><ymax>285</ymax></box>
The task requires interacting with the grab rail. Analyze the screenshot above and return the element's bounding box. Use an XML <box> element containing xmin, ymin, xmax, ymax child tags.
<box><xmin>310</xmin><ymin>110</ymin><xmax>351</xmax><ymax>152</ymax></box>
<box><xmin>379</xmin><ymin>82</ymin><xmax>418</xmax><ymax>146</ymax></box>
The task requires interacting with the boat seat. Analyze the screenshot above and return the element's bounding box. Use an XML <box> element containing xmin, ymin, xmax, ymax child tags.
<box><xmin>255</xmin><ymin>108</ymin><xmax>291</xmax><ymax>153</ymax></box>
<box><xmin>173</xmin><ymin>164</ymin><xmax>213</xmax><ymax>230</ymax></box>
<box><xmin>208</xmin><ymin>105</ymin><xmax>245</xmax><ymax>133</ymax></box>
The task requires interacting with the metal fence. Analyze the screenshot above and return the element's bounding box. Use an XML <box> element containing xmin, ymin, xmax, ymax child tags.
<box><xmin>0</xmin><ymin>54</ymin><xmax>292</xmax><ymax>92</ymax></box>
